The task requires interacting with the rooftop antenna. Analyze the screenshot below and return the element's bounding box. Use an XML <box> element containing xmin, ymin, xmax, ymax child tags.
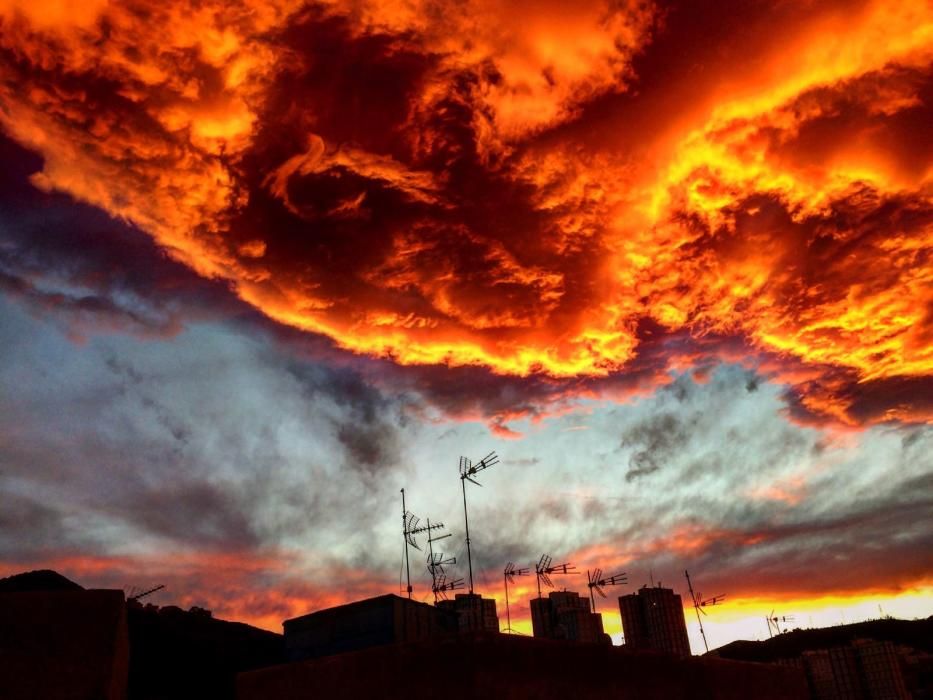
<box><xmin>129</xmin><ymin>584</ymin><xmax>164</xmax><ymax>602</ymax></box>
<box><xmin>766</xmin><ymin>612</ymin><xmax>795</xmax><ymax>636</ymax></box>
<box><xmin>535</xmin><ymin>554</ymin><xmax>577</xmax><ymax>598</ymax></box>
<box><xmin>503</xmin><ymin>562</ymin><xmax>530</xmax><ymax>633</ymax></box>
<box><xmin>433</xmin><ymin>573</ymin><xmax>465</xmax><ymax>601</ymax></box>
<box><xmin>400</xmin><ymin>489</ymin><xmax>444</xmax><ymax>599</ymax></box>
<box><xmin>586</xmin><ymin>568</ymin><xmax>627</xmax><ymax>613</ymax></box>
<box><xmin>685</xmin><ymin>569</ymin><xmax>724</xmax><ymax>653</ymax></box>
<box><xmin>426</xmin><ymin>518</ymin><xmax>455</xmax><ymax>603</ymax></box>
<box><xmin>458</xmin><ymin>451</ymin><xmax>499</xmax><ymax>594</ymax></box>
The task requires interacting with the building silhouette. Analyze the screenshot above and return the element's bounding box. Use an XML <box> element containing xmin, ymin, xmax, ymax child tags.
<box><xmin>436</xmin><ymin>592</ymin><xmax>499</xmax><ymax>633</ymax></box>
<box><xmin>801</xmin><ymin>639</ymin><xmax>910</xmax><ymax>700</ymax></box>
<box><xmin>284</xmin><ymin>594</ymin><xmax>459</xmax><ymax>661</ymax></box>
<box><xmin>618</xmin><ymin>585</ymin><xmax>691</xmax><ymax>657</ymax></box>
<box><xmin>530</xmin><ymin>590</ymin><xmax>608</xmax><ymax>643</ymax></box>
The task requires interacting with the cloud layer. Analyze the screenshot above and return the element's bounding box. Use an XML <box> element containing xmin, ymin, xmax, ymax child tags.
<box><xmin>0</xmin><ymin>0</ymin><xmax>930</xmax><ymax>427</ymax></box>
<box><xmin>0</xmin><ymin>0</ymin><xmax>931</xmax><ymax>641</ymax></box>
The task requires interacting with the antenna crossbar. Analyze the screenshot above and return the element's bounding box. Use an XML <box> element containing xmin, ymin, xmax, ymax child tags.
<box><xmin>534</xmin><ymin>554</ymin><xmax>577</xmax><ymax>598</ymax></box>
<box><xmin>587</xmin><ymin>568</ymin><xmax>627</xmax><ymax>612</ymax></box>
<box><xmin>129</xmin><ymin>584</ymin><xmax>164</xmax><ymax>602</ymax></box>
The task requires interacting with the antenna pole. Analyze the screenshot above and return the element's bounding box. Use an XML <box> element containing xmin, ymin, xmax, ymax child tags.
<box><xmin>128</xmin><ymin>584</ymin><xmax>165</xmax><ymax>602</ymax></box>
<box><xmin>457</xmin><ymin>452</ymin><xmax>499</xmax><ymax>595</ymax></box>
<box><xmin>401</xmin><ymin>489</ymin><xmax>412</xmax><ymax>599</ymax></box>
<box><xmin>685</xmin><ymin>569</ymin><xmax>708</xmax><ymax>653</ymax></box>
<box><xmin>427</xmin><ymin>517</ymin><xmax>436</xmax><ymax>603</ymax></box>
<box><xmin>504</xmin><ymin>570</ymin><xmax>511</xmax><ymax>632</ymax></box>
<box><xmin>461</xmin><ymin>476</ymin><xmax>474</xmax><ymax>594</ymax></box>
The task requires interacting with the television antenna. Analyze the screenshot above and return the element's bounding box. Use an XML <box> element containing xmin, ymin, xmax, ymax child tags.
<box><xmin>400</xmin><ymin>489</ymin><xmax>444</xmax><ymax>599</ymax></box>
<box><xmin>433</xmin><ymin>573</ymin><xmax>464</xmax><ymax>601</ymax></box>
<box><xmin>458</xmin><ymin>452</ymin><xmax>499</xmax><ymax>593</ymax></box>
<box><xmin>685</xmin><ymin>569</ymin><xmax>724</xmax><ymax>653</ymax></box>
<box><xmin>426</xmin><ymin>518</ymin><xmax>455</xmax><ymax>603</ymax></box>
<box><xmin>503</xmin><ymin>562</ymin><xmax>530</xmax><ymax>633</ymax></box>
<box><xmin>586</xmin><ymin>568</ymin><xmax>627</xmax><ymax>613</ymax></box>
<box><xmin>534</xmin><ymin>554</ymin><xmax>577</xmax><ymax>598</ymax></box>
<box><xmin>766</xmin><ymin>611</ymin><xmax>795</xmax><ymax>637</ymax></box>
<box><xmin>128</xmin><ymin>584</ymin><xmax>164</xmax><ymax>602</ymax></box>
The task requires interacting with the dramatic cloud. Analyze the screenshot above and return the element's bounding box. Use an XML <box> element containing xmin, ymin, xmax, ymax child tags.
<box><xmin>1</xmin><ymin>0</ymin><xmax>929</xmax><ymax>426</ymax></box>
<box><xmin>1</xmin><ymin>0</ymin><xmax>931</xmax><ymax>644</ymax></box>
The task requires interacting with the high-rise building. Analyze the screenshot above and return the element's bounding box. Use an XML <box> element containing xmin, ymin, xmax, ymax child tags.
<box><xmin>618</xmin><ymin>585</ymin><xmax>691</xmax><ymax>657</ymax></box>
<box><xmin>436</xmin><ymin>593</ymin><xmax>499</xmax><ymax>633</ymax></box>
<box><xmin>828</xmin><ymin>645</ymin><xmax>866</xmax><ymax>699</ymax></box>
<box><xmin>530</xmin><ymin>590</ymin><xmax>607</xmax><ymax>643</ymax></box>
<box><xmin>801</xmin><ymin>639</ymin><xmax>910</xmax><ymax>700</ymax></box>
<box><xmin>853</xmin><ymin>639</ymin><xmax>910</xmax><ymax>700</ymax></box>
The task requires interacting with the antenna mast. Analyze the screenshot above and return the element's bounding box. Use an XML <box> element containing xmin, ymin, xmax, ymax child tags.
<box><xmin>685</xmin><ymin>569</ymin><xmax>725</xmax><ymax>653</ymax></box>
<box><xmin>128</xmin><ymin>584</ymin><xmax>164</xmax><ymax>602</ymax></box>
<box><xmin>433</xmin><ymin>574</ymin><xmax>465</xmax><ymax>601</ymax></box>
<box><xmin>426</xmin><ymin>518</ymin><xmax>455</xmax><ymax>603</ymax></box>
<box><xmin>401</xmin><ymin>489</ymin><xmax>412</xmax><ymax>598</ymax></box>
<box><xmin>458</xmin><ymin>451</ymin><xmax>499</xmax><ymax>593</ymax></box>
<box><xmin>503</xmin><ymin>562</ymin><xmax>530</xmax><ymax>633</ymax></box>
<box><xmin>534</xmin><ymin>554</ymin><xmax>577</xmax><ymax>598</ymax></box>
<box><xmin>766</xmin><ymin>611</ymin><xmax>794</xmax><ymax>637</ymax></box>
<box><xmin>586</xmin><ymin>569</ymin><xmax>627</xmax><ymax>613</ymax></box>
<box><xmin>401</xmin><ymin>489</ymin><xmax>444</xmax><ymax>599</ymax></box>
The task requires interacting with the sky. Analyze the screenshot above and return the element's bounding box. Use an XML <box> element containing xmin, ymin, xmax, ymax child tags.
<box><xmin>0</xmin><ymin>0</ymin><xmax>931</xmax><ymax>652</ymax></box>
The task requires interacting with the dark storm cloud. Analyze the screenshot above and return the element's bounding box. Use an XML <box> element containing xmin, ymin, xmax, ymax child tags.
<box><xmin>0</xmin><ymin>136</ymin><xmax>244</xmax><ymax>340</ymax></box>
<box><xmin>642</xmin><ymin>468</ymin><xmax>933</xmax><ymax>599</ymax></box>
<box><xmin>0</xmin><ymin>490</ymin><xmax>71</xmax><ymax>560</ymax></box>
<box><xmin>622</xmin><ymin>413</ymin><xmax>686</xmax><ymax>481</ymax></box>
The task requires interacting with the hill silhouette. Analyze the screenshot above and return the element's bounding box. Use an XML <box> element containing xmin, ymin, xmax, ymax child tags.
<box><xmin>713</xmin><ymin>617</ymin><xmax>933</xmax><ymax>662</ymax></box>
<box><xmin>0</xmin><ymin>569</ymin><xmax>83</xmax><ymax>592</ymax></box>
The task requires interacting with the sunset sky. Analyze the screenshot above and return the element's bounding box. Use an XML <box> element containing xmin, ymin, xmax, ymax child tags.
<box><xmin>0</xmin><ymin>0</ymin><xmax>931</xmax><ymax>651</ymax></box>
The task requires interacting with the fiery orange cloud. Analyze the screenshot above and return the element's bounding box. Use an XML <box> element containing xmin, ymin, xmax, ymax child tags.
<box><xmin>0</xmin><ymin>0</ymin><xmax>930</xmax><ymax>424</ymax></box>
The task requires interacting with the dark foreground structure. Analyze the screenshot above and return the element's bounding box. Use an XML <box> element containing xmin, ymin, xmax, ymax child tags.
<box><xmin>531</xmin><ymin>589</ymin><xmax>608</xmax><ymax>643</ymax></box>
<box><xmin>619</xmin><ymin>584</ymin><xmax>692</xmax><ymax>657</ymax></box>
<box><xmin>284</xmin><ymin>594</ymin><xmax>458</xmax><ymax>661</ymax></box>
<box><xmin>0</xmin><ymin>587</ymin><xmax>130</xmax><ymax>700</ymax></box>
<box><xmin>239</xmin><ymin>632</ymin><xmax>810</xmax><ymax>700</ymax></box>
<box><xmin>715</xmin><ymin>617</ymin><xmax>933</xmax><ymax>699</ymax></box>
<box><xmin>0</xmin><ymin>569</ymin><xmax>283</xmax><ymax>700</ymax></box>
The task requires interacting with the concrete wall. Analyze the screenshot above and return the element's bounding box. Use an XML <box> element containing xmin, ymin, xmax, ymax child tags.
<box><xmin>239</xmin><ymin>632</ymin><xmax>810</xmax><ymax>700</ymax></box>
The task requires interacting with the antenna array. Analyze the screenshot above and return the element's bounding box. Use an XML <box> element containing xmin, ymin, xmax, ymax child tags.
<box><xmin>766</xmin><ymin>611</ymin><xmax>795</xmax><ymax>637</ymax></box>
<box><xmin>128</xmin><ymin>584</ymin><xmax>164</xmax><ymax>602</ymax></box>
<box><xmin>503</xmin><ymin>562</ymin><xmax>530</xmax><ymax>633</ymax></box>
<box><xmin>534</xmin><ymin>554</ymin><xmax>577</xmax><ymax>598</ymax></box>
<box><xmin>426</xmin><ymin>518</ymin><xmax>456</xmax><ymax>603</ymax></box>
<box><xmin>400</xmin><ymin>488</ymin><xmax>445</xmax><ymax>599</ymax></box>
<box><xmin>586</xmin><ymin>568</ymin><xmax>627</xmax><ymax>613</ymax></box>
<box><xmin>458</xmin><ymin>451</ymin><xmax>499</xmax><ymax>594</ymax></box>
<box><xmin>432</xmin><ymin>574</ymin><xmax>465</xmax><ymax>601</ymax></box>
<box><xmin>685</xmin><ymin>569</ymin><xmax>725</xmax><ymax>653</ymax></box>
